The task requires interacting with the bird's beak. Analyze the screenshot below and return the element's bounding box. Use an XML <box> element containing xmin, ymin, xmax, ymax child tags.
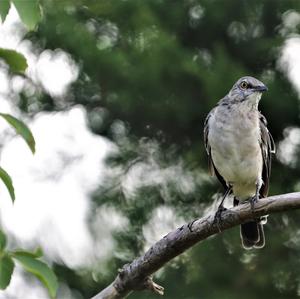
<box><xmin>254</xmin><ymin>85</ymin><xmax>268</xmax><ymax>92</ymax></box>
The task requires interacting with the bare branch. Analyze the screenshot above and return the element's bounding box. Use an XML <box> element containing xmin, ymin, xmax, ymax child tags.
<box><xmin>91</xmin><ymin>192</ymin><xmax>300</xmax><ymax>299</ymax></box>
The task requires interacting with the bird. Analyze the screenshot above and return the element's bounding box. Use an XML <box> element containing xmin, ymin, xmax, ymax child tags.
<box><xmin>204</xmin><ymin>76</ymin><xmax>275</xmax><ymax>249</ymax></box>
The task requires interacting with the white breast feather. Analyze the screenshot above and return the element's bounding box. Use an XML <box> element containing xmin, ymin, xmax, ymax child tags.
<box><xmin>208</xmin><ymin>98</ymin><xmax>263</xmax><ymax>199</ymax></box>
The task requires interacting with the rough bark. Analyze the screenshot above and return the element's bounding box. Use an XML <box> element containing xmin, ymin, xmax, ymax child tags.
<box><xmin>91</xmin><ymin>192</ymin><xmax>300</xmax><ymax>299</ymax></box>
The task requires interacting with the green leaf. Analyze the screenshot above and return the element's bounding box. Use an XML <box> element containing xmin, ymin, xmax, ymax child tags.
<box><xmin>12</xmin><ymin>0</ymin><xmax>41</xmax><ymax>30</ymax></box>
<box><xmin>0</xmin><ymin>255</ymin><xmax>14</xmax><ymax>289</ymax></box>
<box><xmin>0</xmin><ymin>48</ymin><xmax>27</xmax><ymax>73</ymax></box>
<box><xmin>0</xmin><ymin>167</ymin><xmax>15</xmax><ymax>202</ymax></box>
<box><xmin>0</xmin><ymin>0</ymin><xmax>10</xmax><ymax>23</ymax></box>
<box><xmin>13</xmin><ymin>247</ymin><xmax>43</xmax><ymax>259</ymax></box>
<box><xmin>13</xmin><ymin>253</ymin><xmax>58</xmax><ymax>299</ymax></box>
<box><xmin>0</xmin><ymin>113</ymin><xmax>35</xmax><ymax>154</ymax></box>
<box><xmin>0</xmin><ymin>230</ymin><xmax>7</xmax><ymax>251</ymax></box>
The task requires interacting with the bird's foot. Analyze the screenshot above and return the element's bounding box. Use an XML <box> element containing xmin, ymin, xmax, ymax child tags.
<box><xmin>249</xmin><ymin>195</ymin><xmax>258</xmax><ymax>215</ymax></box>
<box><xmin>187</xmin><ymin>219</ymin><xmax>197</xmax><ymax>232</ymax></box>
<box><xmin>213</xmin><ymin>205</ymin><xmax>227</xmax><ymax>232</ymax></box>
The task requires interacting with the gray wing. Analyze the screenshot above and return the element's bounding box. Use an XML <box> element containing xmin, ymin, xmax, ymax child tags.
<box><xmin>204</xmin><ymin>110</ymin><xmax>214</xmax><ymax>176</ymax></box>
<box><xmin>204</xmin><ymin>108</ymin><xmax>227</xmax><ymax>190</ymax></box>
<box><xmin>259</xmin><ymin>113</ymin><xmax>276</xmax><ymax>197</ymax></box>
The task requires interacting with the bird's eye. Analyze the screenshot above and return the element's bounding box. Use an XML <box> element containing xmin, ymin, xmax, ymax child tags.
<box><xmin>240</xmin><ymin>81</ymin><xmax>248</xmax><ymax>89</ymax></box>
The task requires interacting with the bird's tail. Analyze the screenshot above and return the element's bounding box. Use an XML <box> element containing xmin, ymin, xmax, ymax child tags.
<box><xmin>240</xmin><ymin>221</ymin><xmax>265</xmax><ymax>249</ymax></box>
<box><xmin>234</xmin><ymin>198</ymin><xmax>266</xmax><ymax>249</ymax></box>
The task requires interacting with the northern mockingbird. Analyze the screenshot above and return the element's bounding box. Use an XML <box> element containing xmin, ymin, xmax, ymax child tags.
<box><xmin>204</xmin><ymin>76</ymin><xmax>275</xmax><ymax>249</ymax></box>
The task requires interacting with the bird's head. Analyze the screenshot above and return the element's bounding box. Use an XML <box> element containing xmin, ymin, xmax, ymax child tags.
<box><xmin>228</xmin><ymin>76</ymin><xmax>268</xmax><ymax>105</ymax></box>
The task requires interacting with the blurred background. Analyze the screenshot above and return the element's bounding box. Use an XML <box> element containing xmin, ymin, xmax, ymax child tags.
<box><xmin>0</xmin><ymin>0</ymin><xmax>300</xmax><ymax>298</ymax></box>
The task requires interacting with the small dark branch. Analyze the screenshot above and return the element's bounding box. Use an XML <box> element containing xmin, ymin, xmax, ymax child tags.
<box><xmin>91</xmin><ymin>192</ymin><xmax>300</xmax><ymax>299</ymax></box>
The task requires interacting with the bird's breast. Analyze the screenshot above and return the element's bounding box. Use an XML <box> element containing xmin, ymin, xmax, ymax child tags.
<box><xmin>208</xmin><ymin>106</ymin><xmax>263</xmax><ymax>195</ymax></box>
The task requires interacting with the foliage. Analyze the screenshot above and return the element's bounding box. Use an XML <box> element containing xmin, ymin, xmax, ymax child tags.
<box><xmin>0</xmin><ymin>167</ymin><xmax>15</xmax><ymax>202</ymax></box>
<box><xmin>0</xmin><ymin>238</ymin><xmax>58</xmax><ymax>299</ymax></box>
<box><xmin>2</xmin><ymin>0</ymin><xmax>300</xmax><ymax>298</ymax></box>
<box><xmin>0</xmin><ymin>108</ymin><xmax>57</xmax><ymax>298</ymax></box>
<box><xmin>23</xmin><ymin>0</ymin><xmax>300</xmax><ymax>298</ymax></box>
<box><xmin>0</xmin><ymin>113</ymin><xmax>36</xmax><ymax>154</ymax></box>
<box><xmin>12</xmin><ymin>252</ymin><xmax>58</xmax><ymax>299</ymax></box>
<box><xmin>0</xmin><ymin>255</ymin><xmax>14</xmax><ymax>290</ymax></box>
<box><xmin>0</xmin><ymin>48</ymin><xmax>27</xmax><ymax>74</ymax></box>
<box><xmin>0</xmin><ymin>3</ymin><xmax>57</xmax><ymax>297</ymax></box>
<box><xmin>0</xmin><ymin>0</ymin><xmax>41</xmax><ymax>30</ymax></box>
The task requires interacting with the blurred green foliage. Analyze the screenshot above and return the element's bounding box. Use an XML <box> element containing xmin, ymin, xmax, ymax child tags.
<box><xmin>16</xmin><ymin>0</ymin><xmax>300</xmax><ymax>298</ymax></box>
<box><xmin>0</xmin><ymin>11</ymin><xmax>57</xmax><ymax>294</ymax></box>
<box><xmin>0</xmin><ymin>0</ymin><xmax>41</xmax><ymax>29</ymax></box>
<box><xmin>0</xmin><ymin>48</ymin><xmax>27</xmax><ymax>73</ymax></box>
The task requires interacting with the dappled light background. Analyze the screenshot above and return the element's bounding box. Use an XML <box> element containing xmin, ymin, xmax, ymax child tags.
<box><xmin>0</xmin><ymin>1</ymin><xmax>300</xmax><ymax>298</ymax></box>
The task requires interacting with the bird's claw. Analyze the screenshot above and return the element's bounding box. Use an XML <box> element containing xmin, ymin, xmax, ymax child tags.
<box><xmin>188</xmin><ymin>219</ymin><xmax>197</xmax><ymax>232</ymax></box>
<box><xmin>249</xmin><ymin>195</ymin><xmax>258</xmax><ymax>214</ymax></box>
<box><xmin>213</xmin><ymin>205</ymin><xmax>227</xmax><ymax>232</ymax></box>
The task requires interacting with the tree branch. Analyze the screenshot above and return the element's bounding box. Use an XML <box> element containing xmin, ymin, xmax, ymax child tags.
<box><xmin>91</xmin><ymin>192</ymin><xmax>300</xmax><ymax>299</ymax></box>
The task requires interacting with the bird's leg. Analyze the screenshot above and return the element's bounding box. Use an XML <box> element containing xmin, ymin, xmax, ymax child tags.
<box><xmin>249</xmin><ymin>182</ymin><xmax>260</xmax><ymax>214</ymax></box>
<box><xmin>213</xmin><ymin>185</ymin><xmax>232</xmax><ymax>231</ymax></box>
<box><xmin>189</xmin><ymin>185</ymin><xmax>232</xmax><ymax>232</ymax></box>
